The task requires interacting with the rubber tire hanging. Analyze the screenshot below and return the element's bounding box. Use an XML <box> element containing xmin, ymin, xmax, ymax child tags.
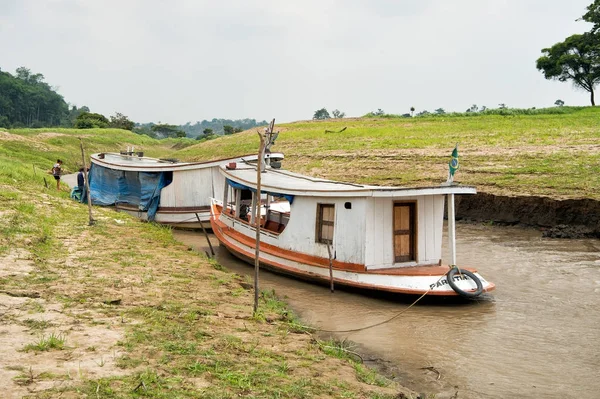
<box><xmin>446</xmin><ymin>268</ymin><xmax>483</xmax><ymax>298</ymax></box>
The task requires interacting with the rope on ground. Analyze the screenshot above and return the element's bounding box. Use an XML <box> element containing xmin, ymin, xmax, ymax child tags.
<box><xmin>299</xmin><ymin>275</ymin><xmax>447</xmax><ymax>334</ymax></box>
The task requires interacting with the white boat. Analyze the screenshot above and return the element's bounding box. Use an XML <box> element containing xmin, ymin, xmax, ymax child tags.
<box><xmin>210</xmin><ymin>163</ymin><xmax>495</xmax><ymax>298</ymax></box>
<box><xmin>88</xmin><ymin>151</ymin><xmax>284</xmax><ymax>228</ymax></box>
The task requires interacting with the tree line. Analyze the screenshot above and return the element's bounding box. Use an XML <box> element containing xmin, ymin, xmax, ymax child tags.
<box><xmin>0</xmin><ymin>67</ymin><xmax>70</xmax><ymax>128</ymax></box>
<box><xmin>0</xmin><ymin>66</ymin><xmax>135</xmax><ymax>130</ymax></box>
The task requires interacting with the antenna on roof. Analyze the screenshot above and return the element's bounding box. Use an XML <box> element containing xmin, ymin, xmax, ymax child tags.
<box><xmin>261</xmin><ymin>118</ymin><xmax>279</xmax><ymax>171</ymax></box>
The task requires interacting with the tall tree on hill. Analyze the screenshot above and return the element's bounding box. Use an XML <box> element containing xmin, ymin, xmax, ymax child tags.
<box><xmin>536</xmin><ymin>3</ymin><xmax>600</xmax><ymax>106</ymax></box>
<box><xmin>313</xmin><ymin>108</ymin><xmax>330</xmax><ymax>120</ymax></box>
<box><xmin>109</xmin><ymin>112</ymin><xmax>135</xmax><ymax>130</ymax></box>
<box><xmin>75</xmin><ymin>112</ymin><xmax>109</xmax><ymax>128</ymax></box>
<box><xmin>582</xmin><ymin>0</ymin><xmax>600</xmax><ymax>32</ymax></box>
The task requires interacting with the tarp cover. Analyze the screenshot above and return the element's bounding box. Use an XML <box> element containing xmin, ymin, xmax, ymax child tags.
<box><xmin>89</xmin><ymin>164</ymin><xmax>173</xmax><ymax>220</ymax></box>
<box><xmin>226</xmin><ymin>178</ymin><xmax>294</xmax><ymax>204</ymax></box>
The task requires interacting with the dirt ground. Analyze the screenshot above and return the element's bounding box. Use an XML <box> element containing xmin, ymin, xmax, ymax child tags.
<box><xmin>0</xmin><ymin>196</ymin><xmax>415</xmax><ymax>398</ymax></box>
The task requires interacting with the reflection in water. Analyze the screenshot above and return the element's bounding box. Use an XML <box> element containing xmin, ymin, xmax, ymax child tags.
<box><xmin>174</xmin><ymin>224</ymin><xmax>600</xmax><ymax>399</ymax></box>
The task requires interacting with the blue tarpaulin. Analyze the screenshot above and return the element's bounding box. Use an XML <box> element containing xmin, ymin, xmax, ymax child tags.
<box><xmin>88</xmin><ymin>164</ymin><xmax>173</xmax><ymax>221</ymax></box>
<box><xmin>226</xmin><ymin>178</ymin><xmax>294</xmax><ymax>204</ymax></box>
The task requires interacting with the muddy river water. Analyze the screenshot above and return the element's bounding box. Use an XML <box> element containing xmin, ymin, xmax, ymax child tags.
<box><xmin>174</xmin><ymin>224</ymin><xmax>600</xmax><ymax>399</ymax></box>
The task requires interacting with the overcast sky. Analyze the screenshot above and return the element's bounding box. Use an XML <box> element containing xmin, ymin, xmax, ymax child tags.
<box><xmin>0</xmin><ymin>0</ymin><xmax>594</xmax><ymax>124</ymax></box>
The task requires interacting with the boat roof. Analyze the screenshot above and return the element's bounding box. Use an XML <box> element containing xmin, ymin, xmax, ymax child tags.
<box><xmin>220</xmin><ymin>163</ymin><xmax>476</xmax><ymax>198</ymax></box>
<box><xmin>91</xmin><ymin>152</ymin><xmax>284</xmax><ymax>172</ymax></box>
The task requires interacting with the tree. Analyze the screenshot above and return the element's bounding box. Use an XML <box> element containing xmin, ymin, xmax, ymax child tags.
<box><xmin>203</xmin><ymin>128</ymin><xmax>213</xmax><ymax>135</ymax></box>
<box><xmin>498</xmin><ymin>103</ymin><xmax>507</xmax><ymax>109</ymax></box>
<box><xmin>109</xmin><ymin>112</ymin><xmax>134</xmax><ymax>130</ymax></box>
<box><xmin>331</xmin><ymin>109</ymin><xmax>345</xmax><ymax>118</ymax></box>
<box><xmin>223</xmin><ymin>125</ymin><xmax>234</xmax><ymax>135</ymax></box>
<box><xmin>555</xmin><ymin>99</ymin><xmax>565</xmax><ymax>106</ymax></box>
<box><xmin>372</xmin><ymin>108</ymin><xmax>384</xmax><ymax>117</ymax></box>
<box><xmin>582</xmin><ymin>0</ymin><xmax>600</xmax><ymax>33</ymax></box>
<box><xmin>537</xmin><ymin>33</ymin><xmax>600</xmax><ymax>105</ymax></box>
<box><xmin>435</xmin><ymin>108</ymin><xmax>445</xmax><ymax>115</ymax></box>
<box><xmin>410</xmin><ymin>106</ymin><xmax>415</xmax><ymax>117</ymax></box>
<box><xmin>75</xmin><ymin>112</ymin><xmax>108</xmax><ymax>128</ymax></box>
<box><xmin>537</xmin><ymin>4</ymin><xmax>600</xmax><ymax>106</ymax></box>
<box><xmin>151</xmin><ymin>123</ymin><xmax>185</xmax><ymax>138</ymax></box>
<box><xmin>313</xmin><ymin>108</ymin><xmax>331</xmax><ymax>120</ymax></box>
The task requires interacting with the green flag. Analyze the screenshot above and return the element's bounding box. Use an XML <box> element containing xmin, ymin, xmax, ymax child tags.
<box><xmin>448</xmin><ymin>144</ymin><xmax>459</xmax><ymax>178</ymax></box>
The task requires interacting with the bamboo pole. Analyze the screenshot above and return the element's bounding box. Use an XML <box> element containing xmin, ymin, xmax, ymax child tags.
<box><xmin>253</xmin><ymin>132</ymin><xmax>265</xmax><ymax>315</ymax></box>
<box><xmin>327</xmin><ymin>243</ymin><xmax>334</xmax><ymax>293</ymax></box>
<box><xmin>195</xmin><ymin>213</ymin><xmax>215</xmax><ymax>257</ymax></box>
<box><xmin>79</xmin><ymin>138</ymin><xmax>94</xmax><ymax>226</ymax></box>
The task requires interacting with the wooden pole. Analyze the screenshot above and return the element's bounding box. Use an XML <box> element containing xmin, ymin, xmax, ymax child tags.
<box><xmin>448</xmin><ymin>193</ymin><xmax>456</xmax><ymax>266</ymax></box>
<box><xmin>253</xmin><ymin>132</ymin><xmax>265</xmax><ymax>315</ymax></box>
<box><xmin>195</xmin><ymin>213</ymin><xmax>215</xmax><ymax>257</ymax></box>
<box><xmin>327</xmin><ymin>243</ymin><xmax>335</xmax><ymax>293</ymax></box>
<box><xmin>79</xmin><ymin>138</ymin><xmax>94</xmax><ymax>226</ymax></box>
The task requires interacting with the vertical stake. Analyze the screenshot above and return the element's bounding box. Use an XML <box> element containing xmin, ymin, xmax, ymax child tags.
<box><xmin>195</xmin><ymin>213</ymin><xmax>215</xmax><ymax>257</ymax></box>
<box><xmin>327</xmin><ymin>243</ymin><xmax>335</xmax><ymax>293</ymax></box>
<box><xmin>254</xmin><ymin>132</ymin><xmax>266</xmax><ymax>315</ymax></box>
<box><xmin>80</xmin><ymin>138</ymin><xmax>95</xmax><ymax>226</ymax></box>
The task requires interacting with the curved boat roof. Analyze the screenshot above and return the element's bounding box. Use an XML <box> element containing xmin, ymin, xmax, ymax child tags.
<box><xmin>220</xmin><ymin>164</ymin><xmax>476</xmax><ymax>198</ymax></box>
<box><xmin>91</xmin><ymin>152</ymin><xmax>284</xmax><ymax>172</ymax></box>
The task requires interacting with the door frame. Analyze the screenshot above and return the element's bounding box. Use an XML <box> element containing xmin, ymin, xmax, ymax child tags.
<box><xmin>393</xmin><ymin>201</ymin><xmax>417</xmax><ymax>263</ymax></box>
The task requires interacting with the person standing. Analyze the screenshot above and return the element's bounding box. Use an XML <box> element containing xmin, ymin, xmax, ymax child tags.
<box><xmin>52</xmin><ymin>159</ymin><xmax>63</xmax><ymax>190</ymax></box>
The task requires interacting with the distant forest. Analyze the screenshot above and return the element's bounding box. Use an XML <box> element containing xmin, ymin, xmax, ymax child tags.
<box><xmin>0</xmin><ymin>66</ymin><xmax>268</xmax><ymax>139</ymax></box>
<box><xmin>0</xmin><ymin>67</ymin><xmax>87</xmax><ymax>128</ymax></box>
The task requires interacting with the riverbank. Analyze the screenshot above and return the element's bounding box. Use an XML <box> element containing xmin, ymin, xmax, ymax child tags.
<box><xmin>456</xmin><ymin>193</ymin><xmax>600</xmax><ymax>238</ymax></box>
<box><xmin>0</xmin><ymin>183</ymin><xmax>415</xmax><ymax>398</ymax></box>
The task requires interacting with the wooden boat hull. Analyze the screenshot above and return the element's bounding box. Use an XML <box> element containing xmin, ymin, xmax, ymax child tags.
<box><xmin>116</xmin><ymin>204</ymin><xmax>211</xmax><ymax>229</ymax></box>
<box><xmin>210</xmin><ymin>203</ymin><xmax>495</xmax><ymax>297</ymax></box>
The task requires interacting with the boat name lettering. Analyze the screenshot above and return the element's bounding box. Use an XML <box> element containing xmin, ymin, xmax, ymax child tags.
<box><xmin>430</xmin><ymin>274</ymin><xmax>471</xmax><ymax>289</ymax></box>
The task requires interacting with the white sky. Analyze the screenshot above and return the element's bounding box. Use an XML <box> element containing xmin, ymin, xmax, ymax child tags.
<box><xmin>0</xmin><ymin>0</ymin><xmax>594</xmax><ymax>124</ymax></box>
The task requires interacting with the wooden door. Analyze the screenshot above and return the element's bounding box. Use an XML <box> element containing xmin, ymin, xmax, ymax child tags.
<box><xmin>393</xmin><ymin>203</ymin><xmax>415</xmax><ymax>263</ymax></box>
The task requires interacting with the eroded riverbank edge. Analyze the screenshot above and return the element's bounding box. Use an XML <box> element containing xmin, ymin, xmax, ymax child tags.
<box><xmin>456</xmin><ymin>192</ymin><xmax>600</xmax><ymax>238</ymax></box>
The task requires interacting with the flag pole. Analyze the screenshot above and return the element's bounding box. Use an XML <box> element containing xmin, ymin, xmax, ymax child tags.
<box><xmin>448</xmin><ymin>193</ymin><xmax>456</xmax><ymax>266</ymax></box>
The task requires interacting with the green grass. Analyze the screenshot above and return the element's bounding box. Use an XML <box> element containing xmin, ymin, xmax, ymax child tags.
<box><xmin>4</xmin><ymin>110</ymin><xmax>599</xmax><ymax>199</ymax></box>
<box><xmin>23</xmin><ymin>332</ymin><xmax>66</xmax><ymax>352</ymax></box>
<box><xmin>171</xmin><ymin>106</ymin><xmax>600</xmax><ymax>199</ymax></box>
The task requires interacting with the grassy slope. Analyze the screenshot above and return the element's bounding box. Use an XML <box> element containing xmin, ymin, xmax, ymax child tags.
<box><xmin>0</xmin><ymin>128</ymin><xmax>195</xmax><ymax>186</ymax></box>
<box><xmin>0</xmin><ymin>130</ymin><xmax>408</xmax><ymax>397</ymax></box>
<box><xmin>175</xmin><ymin>107</ymin><xmax>600</xmax><ymax>200</ymax></box>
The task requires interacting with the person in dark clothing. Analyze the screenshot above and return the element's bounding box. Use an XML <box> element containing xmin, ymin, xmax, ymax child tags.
<box><xmin>71</xmin><ymin>167</ymin><xmax>86</xmax><ymax>202</ymax></box>
<box><xmin>77</xmin><ymin>167</ymin><xmax>85</xmax><ymax>189</ymax></box>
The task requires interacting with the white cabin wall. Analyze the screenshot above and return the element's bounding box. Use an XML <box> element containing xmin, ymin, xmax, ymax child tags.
<box><xmin>211</xmin><ymin>168</ymin><xmax>226</xmax><ymax>203</ymax></box>
<box><xmin>160</xmin><ymin>169</ymin><xmax>214</xmax><ymax>207</ymax></box>
<box><xmin>365</xmin><ymin>197</ymin><xmax>391</xmax><ymax>268</ymax></box>
<box><xmin>364</xmin><ymin>195</ymin><xmax>445</xmax><ymax>269</ymax></box>
<box><xmin>275</xmin><ymin>196</ymin><xmax>366</xmax><ymax>264</ymax></box>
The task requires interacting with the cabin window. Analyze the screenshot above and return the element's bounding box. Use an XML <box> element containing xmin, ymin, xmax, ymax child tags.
<box><xmin>316</xmin><ymin>204</ymin><xmax>335</xmax><ymax>244</ymax></box>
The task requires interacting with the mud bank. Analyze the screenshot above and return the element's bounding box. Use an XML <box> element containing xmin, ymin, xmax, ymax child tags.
<box><xmin>455</xmin><ymin>192</ymin><xmax>600</xmax><ymax>238</ymax></box>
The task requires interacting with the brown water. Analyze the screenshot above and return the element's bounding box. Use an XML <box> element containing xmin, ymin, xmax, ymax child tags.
<box><xmin>174</xmin><ymin>224</ymin><xmax>600</xmax><ymax>399</ymax></box>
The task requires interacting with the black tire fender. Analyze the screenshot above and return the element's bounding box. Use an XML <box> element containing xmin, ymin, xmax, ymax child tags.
<box><xmin>446</xmin><ymin>268</ymin><xmax>483</xmax><ymax>298</ymax></box>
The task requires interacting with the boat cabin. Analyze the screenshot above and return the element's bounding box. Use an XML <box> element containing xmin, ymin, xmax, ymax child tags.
<box><xmin>216</xmin><ymin>164</ymin><xmax>476</xmax><ymax>271</ymax></box>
